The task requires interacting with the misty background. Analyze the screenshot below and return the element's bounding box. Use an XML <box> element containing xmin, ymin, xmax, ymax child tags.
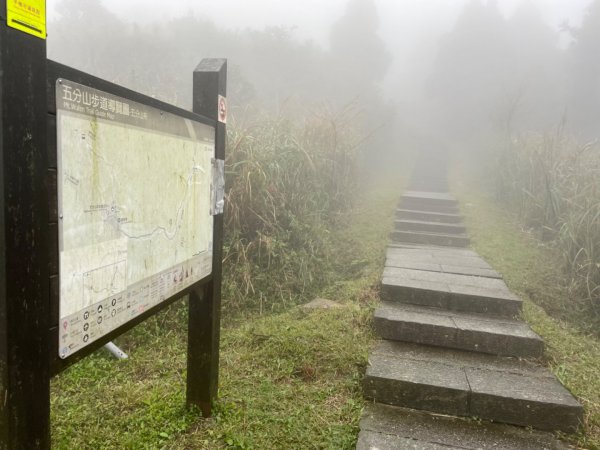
<box><xmin>46</xmin><ymin>0</ymin><xmax>600</xmax><ymax>315</ymax></box>
<box><xmin>47</xmin><ymin>0</ymin><xmax>599</xmax><ymax>159</ymax></box>
<box><xmin>43</xmin><ymin>4</ymin><xmax>600</xmax><ymax>446</ymax></box>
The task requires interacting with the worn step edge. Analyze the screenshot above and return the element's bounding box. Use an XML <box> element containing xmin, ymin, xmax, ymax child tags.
<box><xmin>385</xmin><ymin>260</ymin><xmax>502</xmax><ymax>279</ymax></box>
<box><xmin>363</xmin><ymin>342</ymin><xmax>583</xmax><ymax>433</ymax></box>
<box><xmin>391</xmin><ymin>230</ymin><xmax>470</xmax><ymax>248</ymax></box>
<box><xmin>357</xmin><ymin>403</ymin><xmax>570</xmax><ymax>450</ymax></box>
<box><xmin>381</xmin><ymin>272</ymin><xmax>521</xmax><ymax>318</ymax></box>
<box><xmin>395</xmin><ymin>219</ymin><xmax>467</xmax><ymax>235</ymax></box>
<box><xmin>386</xmin><ymin>246</ymin><xmax>492</xmax><ymax>265</ymax></box>
<box><xmin>396</xmin><ymin>209</ymin><xmax>464</xmax><ymax>224</ymax></box>
<box><xmin>387</xmin><ymin>243</ymin><xmax>476</xmax><ymax>252</ymax></box>
<box><xmin>399</xmin><ymin>201</ymin><xmax>460</xmax><ymax>215</ymax></box>
<box><xmin>374</xmin><ymin>302</ymin><xmax>544</xmax><ymax>358</ymax></box>
<box><xmin>385</xmin><ymin>251</ymin><xmax>502</xmax><ymax>279</ymax></box>
<box><xmin>402</xmin><ymin>191</ymin><xmax>458</xmax><ymax>205</ymax></box>
<box><xmin>386</xmin><ymin>245</ymin><xmax>480</xmax><ymax>258</ymax></box>
<box><xmin>396</xmin><ymin>208</ymin><xmax>464</xmax><ymax>224</ymax></box>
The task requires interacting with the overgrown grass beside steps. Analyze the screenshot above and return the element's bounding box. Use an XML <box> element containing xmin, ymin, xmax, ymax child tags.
<box><xmin>452</xmin><ymin>163</ymin><xmax>600</xmax><ymax>450</ymax></box>
<box><xmin>492</xmin><ymin>130</ymin><xmax>600</xmax><ymax>319</ymax></box>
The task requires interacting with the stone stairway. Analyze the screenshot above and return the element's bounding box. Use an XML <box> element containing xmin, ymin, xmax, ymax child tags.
<box><xmin>392</xmin><ymin>191</ymin><xmax>471</xmax><ymax>248</ymax></box>
<box><xmin>357</xmin><ymin>189</ymin><xmax>583</xmax><ymax>449</ymax></box>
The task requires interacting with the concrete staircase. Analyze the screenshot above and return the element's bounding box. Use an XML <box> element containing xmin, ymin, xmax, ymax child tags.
<box><xmin>358</xmin><ymin>188</ymin><xmax>583</xmax><ymax>449</ymax></box>
<box><xmin>393</xmin><ymin>191</ymin><xmax>470</xmax><ymax>248</ymax></box>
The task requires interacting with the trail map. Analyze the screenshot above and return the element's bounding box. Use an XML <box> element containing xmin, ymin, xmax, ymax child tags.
<box><xmin>57</xmin><ymin>79</ymin><xmax>215</xmax><ymax>358</ymax></box>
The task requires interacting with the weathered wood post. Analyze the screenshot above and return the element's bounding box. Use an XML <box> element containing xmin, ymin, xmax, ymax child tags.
<box><xmin>0</xmin><ymin>6</ymin><xmax>225</xmax><ymax>444</ymax></box>
<box><xmin>187</xmin><ymin>59</ymin><xmax>227</xmax><ymax>416</ymax></box>
<box><xmin>0</xmin><ymin>1</ymin><xmax>50</xmax><ymax>448</ymax></box>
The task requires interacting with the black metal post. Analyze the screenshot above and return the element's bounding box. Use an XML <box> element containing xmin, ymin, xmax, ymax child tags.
<box><xmin>0</xmin><ymin>4</ymin><xmax>50</xmax><ymax>449</ymax></box>
<box><xmin>187</xmin><ymin>59</ymin><xmax>227</xmax><ymax>417</ymax></box>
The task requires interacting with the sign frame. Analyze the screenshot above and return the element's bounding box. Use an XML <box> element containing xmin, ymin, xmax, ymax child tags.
<box><xmin>55</xmin><ymin>78</ymin><xmax>216</xmax><ymax>360</ymax></box>
<box><xmin>47</xmin><ymin>60</ymin><xmax>225</xmax><ymax>381</ymax></box>
<box><xmin>0</xmin><ymin>10</ymin><xmax>226</xmax><ymax>445</ymax></box>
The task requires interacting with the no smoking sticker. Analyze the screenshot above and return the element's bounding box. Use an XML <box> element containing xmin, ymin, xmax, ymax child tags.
<box><xmin>6</xmin><ymin>0</ymin><xmax>46</xmax><ymax>39</ymax></box>
<box><xmin>218</xmin><ymin>95</ymin><xmax>227</xmax><ymax>124</ymax></box>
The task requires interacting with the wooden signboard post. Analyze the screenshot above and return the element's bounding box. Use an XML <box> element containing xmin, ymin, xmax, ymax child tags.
<box><xmin>0</xmin><ymin>4</ymin><xmax>226</xmax><ymax>447</ymax></box>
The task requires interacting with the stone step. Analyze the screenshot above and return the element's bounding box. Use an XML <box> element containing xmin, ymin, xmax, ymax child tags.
<box><xmin>399</xmin><ymin>191</ymin><xmax>460</xmax><ymax>215</ymax></box>
<box><xmin>402</xmin><ymin>190</ymin><xmax>458</xmax><ymax>207</ymax></box>
<box><xmin>358</xmin><ymin>403</ymin><xmax>570</xmax><ymax>450</ymax></box>
<box><xmin>396</xmin><ymin>208</ymin><xmax>464</xmax><ymax>224</ymax></box>
<box><xmin>408</xmin><ymin>180</ymin><xmax>449</xmax><ymax>192</ymax></box>
<box><xmin>363</xmin><ymin>341</ymin><xmax>583</xmax><ymax>433</ymax></box>
<box><xmin>400</xmin><ymin>200</ymin><xmax>460</xmax><ymax>215</ymax></box>
<box><xmin>389</xmin><ymin>242</ymin><xmax>476</xmax><ymax>252</ymax></box>
<box><xmin>374</xmin><ymin>302</ymin><xmax>544</xmax><ymax>358</ymax></box>
<box><xmin>388</xmin><ymin>245</ymin><xmax>481</xmax><ymax>258</ymax></box>
<box><xmin>395</xmin><ymin>219</ymin><xmax>466</xmax><ymax>235</ymax></box>
<box><xmin>408</xmin><ymin>185</ymin><xmax>449</xmax><ymax>194</ymax></box>
<box><xmin>390</xmin><ymin>230</ymin><xmax>470</xmax><ymax>248</ymax></box>
<box><xmin>386</xmin><ymin>246</ymin><xmax>501</xmax><ymax>279</ymax></box>
<box><xmin>381</xmin><ymin>267</ymin><xmax>521</xmax><ymax>318</ymax></box>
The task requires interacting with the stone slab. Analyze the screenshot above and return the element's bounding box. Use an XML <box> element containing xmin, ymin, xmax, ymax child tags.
<box><xmin>386</xmin><ymin>247</ymin><xmax>500</xmax><ymax>279</ymax></box>
<box><xmin>381</xmin><ymin>267</ymin><xmax>521</xmax><ymax>317</ymax></box>
<box><xmin>387</xmin><ymin>246</ymin><xmax>480</xmax><ymax>259</ymax></box>
<box><xmin>395</xmin><ymin>219</ymin><xmax>466</xmax><ymax>235</ymax></box>
<box><xmin>385</xmin><ymin>260</ymin><xmax>501</xmax><ymax>279</ymax></box>
<box><xmin>468</xmin><ymin>368</ymin><xmax>583</xmax><ymax>433</ymax></box>
<box><xmin>364</xmin><ymin>351</ymin><xmax>470</xmax><ymax>416</ymax></box>
<box><xmin>390</xmin><ymin>230</ymin><xmax>470</xmax><ymax>248</ymax></box>
<box><xmin>364</xmin><ymin>341</ymin><xmax>583</xmax><ymax>433</ymax></box>
<box><xmin>357</xmin><ymin>403</ymin><xmax>570</xmax><ymax>450</ymax></box>
<box><xmin>374</xmin><ymin>302</ymin><xmax>544</xmax><ymax>358</ymax></box>
<box><xmin>373</xmin><ymin>340</ymin><xmax>553</xmax><ymax>377</ymax></box>
<box><xmin>399</xmin><ymin>200</ymin><xmax>460</xmax><ymax>215</ymax></box>
<box><xmin>402</xmin><ymin>190</ymin><xmax>457</xmax><ymax>204</ymax></box>
<box><xmin>357</xmin><ymin>430</ymin><xmax>453</xmax><ymax>450</ymax></box>
<box><xmin>439</xmin><ymin>264</ymin><xmax>501</xmax><ymax>278</ymax></box>
<box><xmin>396</xmin><ymin>208</ymin><xmax>464</xmax><ymax>224</ymax></box>
<box><xmin>375</xmin><ymin>303</ymin><xmax>456</xmax><ymax>348</ymax></box>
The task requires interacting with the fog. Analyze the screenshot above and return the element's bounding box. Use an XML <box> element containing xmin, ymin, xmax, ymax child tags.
<box><xmin>41</xmin><ymin>4</ymin><xmax>600</xmax><ymax>440</ymax></box>
<box><xmin>47</xmin><ymin>0</ymin><xmax>599</xmax><ymax>165</ymax></box>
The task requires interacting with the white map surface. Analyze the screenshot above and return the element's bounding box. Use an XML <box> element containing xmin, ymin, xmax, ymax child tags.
<box><xmin>59</xmin><ymin>112</ymin><xmax>213</xmax><ymax>318</ymax></box>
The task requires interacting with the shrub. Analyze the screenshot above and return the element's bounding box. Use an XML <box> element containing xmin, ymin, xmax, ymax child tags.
<box><xmin>494</xmin><ymin>130</ymin><xmax>600</xmax><ymax>314</ymax></box>
<box><xmin>222</xmin><ymin>106</ymin><xmax>362</xmax><ymax>313</ymax></box>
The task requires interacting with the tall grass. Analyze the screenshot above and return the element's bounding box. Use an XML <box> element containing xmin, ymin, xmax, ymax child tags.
<box><xmin>493</xmin><ymin>129</ymin><xmax>600</xmax><ymax>316</ymax></box>
<box><xmin>222</xmin><ymin>105</ymin><xmax>362</xmax><ymax>313</ymax></box>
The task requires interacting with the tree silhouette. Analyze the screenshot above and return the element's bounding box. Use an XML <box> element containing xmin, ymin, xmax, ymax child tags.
<box><xmin>427</xmin><ymin>0</ymin><xmax>510</xmax><ymax>139</ymax></box>
<box><xmin>328</xmin><ymin>0</ymin><xmax>390</xmax><ymax>105</ymax></box>
<box><xmin>567</xmin><ymin>0</ymin><xmax>600</xmax><ymax>138</ymax></box>
<box><xmin>503</xmin><ymin>0</ymin><xmax>562</xmax><ymax>132</ymax></box>
<box><xmin>427</xmin><ymin>0</ymin><xmax>562</xmax><ymax>140</ymax></box>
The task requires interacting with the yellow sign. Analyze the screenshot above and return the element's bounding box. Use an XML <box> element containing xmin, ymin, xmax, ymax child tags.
<box><xmin>6</xmin><ymin>0</ymin><xmax>46</xmax><ymax>39</ymax></box>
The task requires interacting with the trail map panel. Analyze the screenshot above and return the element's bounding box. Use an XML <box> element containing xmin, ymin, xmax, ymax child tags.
<box><xmin>56</xmin><ymin>79</ymin><xmax>215</xmax><ymax>358</ymax></box>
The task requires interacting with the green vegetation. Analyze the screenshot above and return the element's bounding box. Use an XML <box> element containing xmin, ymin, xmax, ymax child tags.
<box><xmin>491</xmin><ymin>132</ymin><xmax>600</xmax><ymax>323</ymax></box>
<box><xmin>50</xmin><ymin>135</ymin><xmax>403</xmax><ymax>448</ymax></box>
<box><xmin>223</xmin><ymin>108</ymin><xmax>362</xmax><ymax>313</ymax></box>
<box><xmin>452</xmin><ymin>161</ymin><xmax>600</xmax><ymax>449</ymax></box>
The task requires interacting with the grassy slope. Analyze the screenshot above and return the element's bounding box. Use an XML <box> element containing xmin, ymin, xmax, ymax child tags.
<box><xmin>451</xmin><ymin>160</ymin><xmax>600</xmax><ymax>450</ymax></box>
<box><xmin>50</xmin><ymin>178</ymin><xmax>403</xmax><ymax>449</ymax></box>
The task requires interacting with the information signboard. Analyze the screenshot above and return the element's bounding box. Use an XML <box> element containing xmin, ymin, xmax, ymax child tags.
<box><xmin>56</xmin><ymin>79</ymin><xmax>215</xmax><ymax>358</ymax></box>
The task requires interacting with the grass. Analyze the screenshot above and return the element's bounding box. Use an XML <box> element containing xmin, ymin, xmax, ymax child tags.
<box><xmin>50</xmin><ymin>176</ymin><xmax>403</xmax><ymax>449</ymax></box>
<box><xmin>451</xmin><ymin>160</ymin><xmax>600</xmax><ymax>450</ymax></box>
<box><xmin>491</xmin><ymin>131</ymin><xmax>600</xmax><ymax>317</ymax></box>
<box><xmin>223</xmin><ymin>108</ymin><xmax>363</xmax><ymax>314</ymax></box>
